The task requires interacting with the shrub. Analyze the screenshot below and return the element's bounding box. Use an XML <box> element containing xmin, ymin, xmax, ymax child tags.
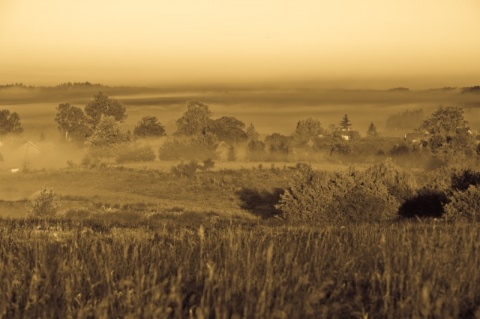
<box><xmin>26</xmin><ymin>187</ymin><xmax>61</xmax><ymax>217</ymax></box>
<box><xmin>277</xmin><ymin>162</ymin><xmax>404</xmax><ymax>223</ymax></box>
<box><xmin>115</xmin><ymin>144</ymin><xmax>156</xmax><ymax>163</ymax></box>
<box><xmin>444</xmin><ymin>185</ymin><xmax>480</xmax><ymax>222</ymax></box>
<box><xmin>171</xmin><ymin>161</ymin><xmax>199</xmax><ymax>179</ymax></box>
<box><xmin>398</xmin><ymin>188</ymin><xmax>447</xmax><ymax>219</ymax></box>
<box><xmin>362</xmin><ymin>160</ymin><xmax>417</xmax><ymax>202</ymax></box>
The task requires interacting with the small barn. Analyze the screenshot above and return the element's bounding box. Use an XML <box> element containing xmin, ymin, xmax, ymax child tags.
<box><xmin>19</xmin><ymin>141</ymin><xmax>41</xmax><ymax>158</ymax></box>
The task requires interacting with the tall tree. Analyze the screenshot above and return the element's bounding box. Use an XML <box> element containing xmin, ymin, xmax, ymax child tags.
<box><xmin>175</xmin><ymin>101</ymin><xmax>213</xmax><ymax>136</ymax></box>
<box><xmin>54</xmin><ymin>103</ymin><xmax>92</xmax><ymax>143</ymax></box>
<box><xmin>340</xmin><ymin>114</ymin><xmax>352</xmax><ymax>131</ymax></box>
<box><xmin>246</xmin><ymin>123</ymin><xmax>260</xmax><ymax>141</ymax></box>
<box><xmin>420</xmin><ymin>106</ymin><xmax>467</xmax><ymax>134</ymax></box>
<box><xmin>133</xmin><ymin>116</ymin><xmax>166</xmax><ymax>138</ymax></box>
<box><xmin>84</xmin><ymin>92</ymin><xmax>127</xmax><ymax>128</ymax></box>
<box><xmin>0</xmin><ymin>109</ymin><xmax>23</xmax><ymax>138</ymax></box>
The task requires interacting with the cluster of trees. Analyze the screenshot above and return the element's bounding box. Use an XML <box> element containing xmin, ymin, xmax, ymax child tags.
<box><xmin>54</xmin><ymin>92</ymin><xmax>165</xmax><ymax>147</ymax></box>
<box><xmin>0</xmin><ymin>109</ymin><xmax>23</xmax><ymax>139</ymax></box>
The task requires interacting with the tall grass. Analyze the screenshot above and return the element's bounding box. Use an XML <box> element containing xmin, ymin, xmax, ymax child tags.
<box><xmin>1</xmin><ymin>219</ymin><xmax>480</xmax><ymax>318</ymax></box>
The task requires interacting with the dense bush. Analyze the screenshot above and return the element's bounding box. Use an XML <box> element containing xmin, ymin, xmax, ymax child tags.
<box><xmin>277</xmin><ymin>162</ymin><xmax>407</xmax><ymax>223</ymax></box>
<box><xmin>398</xmin><ymin>188</ymin><xmax>447</xmax><ymax>219</ymax></box>
<box><xmin>27</xmin><ymin>187</ymin><xmax>61</xmax><ymax>217</ymax></box>
<box><xmin>159</xmin><ymin>136</ymin><xmax>217</xmax><ymax>161</ymax></box>
<box><xmin>445</xmin><ymin>185</ymin><xmax>480</xmax><ymax>221</ymax></box>
<box><xmin>171</xmin><ymin>161</ymin><xmax>200</xmax><ymax>179</ymax></box>
<box><xmin>115</xmin><ymin>144</ymin><xmax>156</xmax><ymax>163</ymax></box>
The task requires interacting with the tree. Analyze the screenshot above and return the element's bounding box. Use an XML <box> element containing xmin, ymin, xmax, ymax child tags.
<box><xmin>246</xmin><ymin>123</ymin><xmax>260</xmax><ymax>141</ymax></box>
<box><xmin>0</xmin><ymin>109</ymin><xmax>23</xmax><ymax>138</ymax></box>
<box><xmin>133</xmin><ymin>116</ymin><xmax>166</xmax><ymax>138</ymax></box>
<box><xmin>207</xmin><ymin>116</ymin><xmax>247</xmax><ymax>144</ymax></box>
<box><xmin>84</xmin><ymin>92</ymin><xmax>127</xmax><ymax>128</ymax></box>
<box><xmin>265</xmin><ymin>133</ymin><xmax>290</xmax><ymax>154</ymax></box>
<box><xmin>293</xmin><ymin>118</ymin><xmax>323</xmax><ymax>146</ymax></box>
<box><xmin>89</xmin><ymin>116</ymin><xmax>129</xmax><ymax>147</ymax></box>
<box><xmin>386</xmin><ymin>109</ymin><xmax>425</xmax><ymax>131</ymax></box>
<box><xmin>367</xmin><ymin>122</ymin><xmax>378</xmax><ymax>137</ymax></box>
<box><xmin>175</xmin><ymin>101</ymin><xmax>212</xmax><ymax>136</ymax></box>
<box><xmin>420</xmin><ymin>106</ymin><xmax>467</xmax><ymax>135</ymax></box>
<box><xmin>340</xmin><ymin>114</ymin><xmax>352</xmax><ymax>131</ymax></box>
<box><xmin>54</xmin><ymin>103</ymin><xmax>92</xmax><ymax>143</ymax></box>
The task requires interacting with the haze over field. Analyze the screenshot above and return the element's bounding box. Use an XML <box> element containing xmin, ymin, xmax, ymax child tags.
<box><xmin>1</xmin><ymin>0</ymin><xmax>479</xmax><ymax>88</ymax></box>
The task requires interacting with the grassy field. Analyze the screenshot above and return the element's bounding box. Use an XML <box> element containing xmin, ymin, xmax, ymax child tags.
<box><xmin>0</xmin><ymin>166</ymin><xmax>296</xmax><ymax>219</ymax></box>
<box><xmin>1</xmin><ymin>218</ymin><xmax>479</xmax><ymax>318</ymax></box>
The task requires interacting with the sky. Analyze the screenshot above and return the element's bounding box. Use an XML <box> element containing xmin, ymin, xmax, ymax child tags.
<box><xmin>1</xmin><ymin>0</ymin><xmax>479</xmax><ymax>88</ymax></box>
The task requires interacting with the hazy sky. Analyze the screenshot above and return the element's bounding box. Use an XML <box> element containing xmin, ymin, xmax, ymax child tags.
<box><xmin>1</xmin><ymin>0</ymin><xmax>479</xmax><ymax>88</ymax></box>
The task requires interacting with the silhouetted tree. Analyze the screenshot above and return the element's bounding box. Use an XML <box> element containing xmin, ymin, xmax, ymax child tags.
<box><xmin>89</xmin><ymin>116</ymin><xmax>129</xmax><ymax>147</ymax></box>
<box><xmin>246</xmin><ymin>123</ymin><xmax>260</xmax><ymax>141</ymax></box>
<box><xmin>175</xmin><ymin>101</ymin><xmax>213</xmax><ymax>136</ymax></box>
<box><xmin>54</xmin><ymin>103</ymin><xmax>92</xmax><ymax>143</ymax></box>
<box><xmin>0</xmin><ymin>109</ymin><xmax>23</xmax><ymax>138</ymax></box>
<box><xmin>207</xmin><ymin>116</ymin><xmax>247</xmax><ymax>144</ymax></box>
<box><xmin>84</xmin><ymin>92</ymin><xmax>127</xmax><ymax>128</ymax></box>
<box><xmin>340</xmin><ymin>114</ymin><xmax>352</xmax><ymax>130</ymax></box>
<box><xmin>367</xmin><ymin>122</ymin><xmax>378</xmax><ymax>137</ymax></box>
<box><xmin>265</xmin><ymin>133</ymin><xmax>290</xmax><ymax>154</ymax></box>
<box><xmin>293</xmin><ymin>118</ymin><xmax>323</xmax><ymax>146</ymax></box>
<box><xmin>420</xmin><ymin>106</ymin><xmax>467</xmax><ymax>135</ymax></box>
<box><xmin>133</xmin><ymin>116</ymin><xmax>166</xmax><ymax>138</ymax></box>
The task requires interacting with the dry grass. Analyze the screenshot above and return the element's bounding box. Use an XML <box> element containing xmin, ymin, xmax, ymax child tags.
<box><xmin>1</xmin><ymin>218</ymin><xmax>479</xmax><ymax>318</ymax></box>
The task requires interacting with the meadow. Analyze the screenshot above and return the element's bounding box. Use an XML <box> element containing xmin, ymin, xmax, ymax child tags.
<box><xmin>1</xmin><ymin>218</ymin><xmax>480</xmax><ymax>318</ymax></box>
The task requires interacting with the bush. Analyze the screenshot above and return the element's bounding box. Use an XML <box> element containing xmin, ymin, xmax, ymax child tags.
<box><xmin>27</xmin><ymin>187</ymin><xmax>61</xmax><ymax>217</ymax></box>
<box><xmin>398</xmin><ymin>188</ymin><xmax>447</xmax><ymax>219</ymax></box>
<box><xmin>159</xmin><ymin>136</ymin><xmax>217</xmax><ymax>161</ymax></box>
<box><xmin>171</xmin><ymin>161</ymin><xmax>199</xmax><ymax>179</ymax></box>
<box><xmin>115</xmin><ymin>144</ymin><xmax>156</xmax><ymax>163</ymax></box>
<box><xmin>445</xmin><ymin>185</ymin><xmax>480</xmax><ymax>222</ymax></box>
<box><xmin>277</xmin><ymin>164</ymin><xmax>400</xmax><ymax>223</ymax></box>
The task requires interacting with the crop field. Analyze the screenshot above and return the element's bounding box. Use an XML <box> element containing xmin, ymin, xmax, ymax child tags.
<box><xmin>1</xmin><ymin>218</ymin><xmax>480</xmax><ymax>318</ymax></box>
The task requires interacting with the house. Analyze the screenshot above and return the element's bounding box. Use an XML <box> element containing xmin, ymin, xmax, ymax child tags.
<box><xmin>19</xmin><ymin>141</ymin><xmax>41</xmax><ymax>158</ymax></box>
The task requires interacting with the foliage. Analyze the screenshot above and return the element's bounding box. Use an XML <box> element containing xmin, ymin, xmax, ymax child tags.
<box><xmin>420</xmin><ymin>106</ymin><xmax>467</xmax><ymax>134</ymax></box>
<box><xmin>330</xmin><ymin>142</ymin><xmax>352</xmax><ymax>155</ymax></box>
<box><xmin>133</xmin><ymin>116</ymin><xmax>166</xmax><ymax>138</ymax></box>
<box><xmin>26</xmin><ymin>187</ymin><xmax>60</xmax><ymax>217</ymax></box>
<box><xmin>159</xmin><ymin>133</ymin><xmax>218</xmax><ymax>161</ymax></box>
<box><xmin>340</xmin><ymin>114</ymin><xmax>352</xmax><ymax>130</ymax></box>
<box><xmin>54</xmin><ymin>103</ymin><xmax>92</xmax><ymax>143</ymax></box>
<box><xmin>246</xmin><ymin>123</ymin><xmax>259</xmax><ymax>141</ymax></box>
<box><xmin>115</xmin><ymin>144</ymin><xmax>156</xmax><ymax>164</ymax></box>
<box><xmin>206</xmin><ymin>116</ymin><xmax>247</xmax><ymax>144</ymax></box>
<box><xmin>171</xmin><ymin>160</ymin><xmax>199</xmax><ymax>178</ymax></box>
<box><xmin>277</xmin><ymin>162</ymin><xmax>414</xmax><ymax>223</ymax></box>
<box><xmin>366</xmin><ymin>122</ymin><xmax>378</xmax><ymax>137</ymax></box>
<box><xmin>445</xmin><ymin>185</ymin><xmax>480</xmax><ymax>221</ymax></box>
<box><xmin>265</xmin><ymin>133</ymin><xmax>290</xmax><ymax>155</ymax></box>
<box><xmin>398</xmin><ymin>188</ymin><xmax>447</xmax><ymax>218</ymax></box>
<box><xmin>175</xmin><ymin>101</ymin><xmax>212</xmax><ymax>136</ymax></box>
<box><xmin>84</xmin><ymin>92</ymin><xmax>127</xmax><ymax>128</ymax></box>
<box><xmin>292</xmin><ymin>117</ymin><xmax>324</xmax><ymax>146</ymax></box>
<box><xmin>88</xmin><ymin>116</ymin><xmax>129</xmax><ymax>148</ymax></box>
<box><xmin>247</xmin><ymin>140</ymin><xmax>266</xmax><ymax>161</ymax></box>
<box><xmin>0</xmin><ymin>109</ymin><xmax>23</xmax><ymax>137</ymax></box>
<box><xmin>386</xmin><ymin>108</ymin><xmax>425</xmax><ymax>131</ymax></box>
